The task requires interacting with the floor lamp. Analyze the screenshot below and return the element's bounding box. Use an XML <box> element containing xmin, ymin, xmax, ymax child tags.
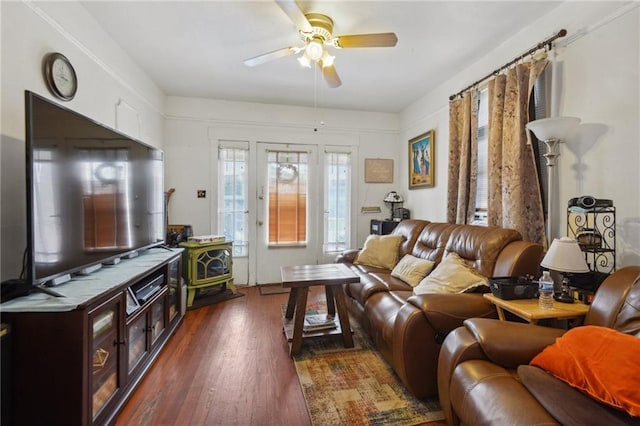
<box><xmin>525</xmin><ymin>117</ymin><xmax>581</xmax><ymax>243</ymax></box>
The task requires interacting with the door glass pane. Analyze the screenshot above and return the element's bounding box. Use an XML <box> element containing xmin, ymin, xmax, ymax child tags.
<box><xmin>218</xmin><ymin>147</ymin><xmax>248</xmax><ymax>256</ymax></box>
<box><xmin>267</xmin><ymin>151</ymin><xmax>307</xmax><ymax>246</ymax></box>
<box><xmin>324</xmin><ymin>152</ymin><xmax>350</xmax><ymax>252</ymax></box>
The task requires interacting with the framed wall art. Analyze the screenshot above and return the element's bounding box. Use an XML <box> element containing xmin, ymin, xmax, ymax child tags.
<box><xmin>408</xmin><ymin>130</ymin><xmax>435</xmax><ymax>189</ymax></box>
<box><xmin>364</xmin><ymin>158</ymin><xmax>393</xmax><ymax>183</ymax></box>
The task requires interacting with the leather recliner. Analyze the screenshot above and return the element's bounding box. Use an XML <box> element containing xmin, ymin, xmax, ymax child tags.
<box><xmin>437</xmin><ymin>266</ymin><xmax>640</xmax><ymax>425</ymax></box>
<box><xmin>336</xmin><ymin>219</ymin><xmax>543</xmax><ymax>397</ymax></box>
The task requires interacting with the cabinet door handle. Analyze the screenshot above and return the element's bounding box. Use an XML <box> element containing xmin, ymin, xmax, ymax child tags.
<box><xmin>114</xmin><ymin>339</ymin><xmax>125</xmax><ymax>346</ymax></box>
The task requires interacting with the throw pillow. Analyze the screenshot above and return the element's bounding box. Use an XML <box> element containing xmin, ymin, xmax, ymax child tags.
<box><xmin>413</xmin><ymin>252</ymin><xmax>488</xmax><ymax>295</ymax></box>
<box><xmin>530</xmin><ymin>325</ymin><xmax>640</xmax><ymax>417</ymax></box>
<box><xmin>391</xmin><ymin>254</ymin><xmax>435</xmax><ymax>287</ymax></box>
<box><xmin>354</xmin><ymin>234</ymin><xmax>404</xmax><ymax>270</ymax></box>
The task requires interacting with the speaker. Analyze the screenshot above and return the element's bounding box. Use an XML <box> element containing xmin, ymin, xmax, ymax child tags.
<box><xmin>393</xmin><ymin>208</ymin><xmax>410</xmax><ymax>220</ymax></box>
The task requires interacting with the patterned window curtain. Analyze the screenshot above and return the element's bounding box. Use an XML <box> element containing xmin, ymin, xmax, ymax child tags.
<box><xmin>447</xmin><ymin>91</ymin><xmax>479</xmax><ymax>224</ymax></box>
<box><xmin>487</xmin><ymin>59</ymin><xmax>548</xmax><ymax>246</ymax></box>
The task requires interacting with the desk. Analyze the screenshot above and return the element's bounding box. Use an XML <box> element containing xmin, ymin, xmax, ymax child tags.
<box><xmin>280</xmin><ymin>263</ymin><xmax>360</xmax><ymax>356</ymax></box>
<box><xmin>483</xmin><ymin>293</ymin><xmax>589</xmax><ymax>325</ymax></box>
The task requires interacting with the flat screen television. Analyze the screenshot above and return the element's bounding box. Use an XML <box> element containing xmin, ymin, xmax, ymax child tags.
<box><xmin>25</xmin><ymin>91</ymin><xmax>165</xmax><ymax>286</ymax></box>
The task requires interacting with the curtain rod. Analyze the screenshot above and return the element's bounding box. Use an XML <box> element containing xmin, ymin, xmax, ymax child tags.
<box><xmin>449</xmin><ymin>29</ymin><xmax>567</xmax><ymax>101</ymax></box>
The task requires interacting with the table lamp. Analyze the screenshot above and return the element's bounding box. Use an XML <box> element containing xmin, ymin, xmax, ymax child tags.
<box><xmin>383</xmin><ymin>191</ymin><xmax>404</xmax><ymax>221</ymax></box>
<box><xmin>540</xmin><ymin>236</ymin><xmax>590</xmax><ymax>303</ymax></box>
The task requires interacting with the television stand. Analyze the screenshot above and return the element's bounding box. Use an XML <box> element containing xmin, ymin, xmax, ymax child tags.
<box><xmin>0</xmin><ymin>248</ymin><xmax>184</xmax><ymax>425</ymax></box>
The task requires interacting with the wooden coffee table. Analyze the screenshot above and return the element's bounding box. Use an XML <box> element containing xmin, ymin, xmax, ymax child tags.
<box><xmin>280</xmin><ymin>263</ymin><xmax>360</xmax><ymax>356</ymax></box>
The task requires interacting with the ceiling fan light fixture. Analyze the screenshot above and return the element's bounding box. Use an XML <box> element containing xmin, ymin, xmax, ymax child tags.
<box><xmin>306</xmin><ymin>39</ymin><xmax>324</xmax><ymax>61</ymax></box>
<box><xmin>297</xmin><ymin>53</ymin><xmax>312</xmax><ymax>68</ymax></box>
<box><xmin>320</xmin><ymin>51</ymin><xmax>335</xmax><ymax>67</ymax></box>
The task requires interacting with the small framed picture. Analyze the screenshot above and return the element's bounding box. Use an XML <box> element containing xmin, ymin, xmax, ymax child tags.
<box><xmin>409</xmin><ymin>130</ymin><xmax>435</xmax><ymax>189</ymax></box>
<box><xmin>364</xmin><ymin>158</ymin><xmax>393</xmax><ymax>183</ymax></box>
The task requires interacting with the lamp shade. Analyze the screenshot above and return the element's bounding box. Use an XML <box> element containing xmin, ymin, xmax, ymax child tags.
<box><xmin>526</xmin><ymin>117</ymin><xmax>581</xmax><ymax>141</ymax></box>
<box><xmin>540</xmin><ymin>237</ymin><xmax>589</xmax><ymax>273</ymax></box>
<box><xmin>383</xmin><ymin>191</ymin><xmax>403</xmax><ymax>203</ymax></box>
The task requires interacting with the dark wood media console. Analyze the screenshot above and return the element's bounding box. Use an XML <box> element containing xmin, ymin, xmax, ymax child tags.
<box><xmin>0</xmin><ymin>248</ymin><xmax>184</xmax><ymax>425</ymax></box>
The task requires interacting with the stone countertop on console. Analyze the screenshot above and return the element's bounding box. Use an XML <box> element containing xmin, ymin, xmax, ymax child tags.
<box><xmin>0</xmin><ymin>247</ymin><xmax>183</xmax><ymax>313</ymax></box>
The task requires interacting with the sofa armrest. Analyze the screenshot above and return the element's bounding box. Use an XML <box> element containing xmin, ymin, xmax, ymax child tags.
<box><xmin>438</xmin><ymin>319</ymin><xmax>564</xmax><ymax>426</ymax></box>
<box><xmin>494</xmin><ymin>240</ymin><xmax>544</xmax><ymax>277</ymax></box>
<box><xmin>437</xmin><ymin>325</ymin><xmax>488</xmax><ymax>425</ymax></box>
<box><xmin>335</xmin><ymin>249</ymin><xmax>360</xmax><ymax>264</ymax></box>
<box><xmin>391</xmin><ymin>294</ymin><xmax>496</xmax><ymax>399</ymax></box>
<box><xmin>407</xmin><ymin>293</ymin><xmax>497</xmax><ymax>338</ymax></box>
<box><xmin>464</xmin><ymin>318</ymin><xmax>565</xmax><ymax>368</ymax></box>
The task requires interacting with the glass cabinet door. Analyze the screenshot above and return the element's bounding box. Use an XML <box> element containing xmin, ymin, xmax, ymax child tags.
<box><xmin>127</xmin><ymin>314</ymin><xmax>148</xmax><ymax>374</ymax></box>
<box><xmin>150</xmin><ymin>297</ymin><xmax>166</xmax><ymax>346</ymax></box>
<box><xmin>90</xmin><ymin>295</ymin><xmax>122</xmax><ymax>421</ymax></box>
<box><xmin>168</xmin><ymin>258</ymin><xmax>181</xmax><ymax>322</ymax></box>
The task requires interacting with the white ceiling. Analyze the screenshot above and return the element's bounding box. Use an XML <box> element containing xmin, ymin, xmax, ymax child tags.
<box><xmin>81</xmin><ymin>1</ymin><xmax>562</xmax><ymax>113</ymax></box>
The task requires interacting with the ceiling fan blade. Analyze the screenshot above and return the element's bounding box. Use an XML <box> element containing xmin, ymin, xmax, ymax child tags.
<box><xmin>243</xmin><ymin>46</ymin><xmax>300</xmax><ymax>67</ymax></box>
<box><xmin>319</xmin><ymin>62</ymin><xmax>342</xmax><ymax>88</ymax></box>
<box><xmin>275</xmin><ymin>0</ymin><xmax>312</xmax><ymax>32</ymax></box>
<box><xmin>334</xmin><ymin>32</ymin><xmax>398</xmax><ymax>48</ymax></box>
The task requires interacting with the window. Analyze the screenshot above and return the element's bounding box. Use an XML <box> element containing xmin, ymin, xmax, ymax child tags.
<box><xmin>474</xmin><ymin>88</ymin><xmax>489</xmax><ymax>225</ymax></box>
<box><xmin>324</xmin><ymin>150</ymin><xmax>351</xmax><ymax>253</ymax></box>
<box><xmin>267</xmin><ymin>150</ymin><xmax>308</xmax><ymax>246</ymax></box>
<box><xmin>218</xmin><ymin>143</ymin><xmax>249</xmax><ymax>256</ymax></box>
<box><xmin>530</xmin><ymin>70</ymin><xmax>550</xmax><ymax>218</ymax></box>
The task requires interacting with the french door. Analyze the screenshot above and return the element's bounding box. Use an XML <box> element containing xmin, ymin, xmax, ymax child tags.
<box><xmin>255</xmin><ymin>143</ymin><xmax>319</xmax><ymax>284</ymax></box>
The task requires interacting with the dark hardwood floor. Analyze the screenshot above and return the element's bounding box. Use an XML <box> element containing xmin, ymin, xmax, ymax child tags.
<box><xmin>116</xmin><ymin>285</ymin><xmax>317</xmax><ymax>425</ymax></box>
<box><xmin>116</xmin><ymin>285</ymin><xmax>445</xmax><ymax>426</ymax></box>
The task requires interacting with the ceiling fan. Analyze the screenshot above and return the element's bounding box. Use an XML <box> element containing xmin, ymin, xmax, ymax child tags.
<box><xmin>243</xmin><ymin>0</ymin><xmax>398</xmax><ymax>88</ymax></box>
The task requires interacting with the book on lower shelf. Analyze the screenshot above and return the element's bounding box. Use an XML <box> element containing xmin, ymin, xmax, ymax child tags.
<box><xmin>303</xmin><ymin>314</ymin><xmax>337</xmax><ymax>332</ymax></box>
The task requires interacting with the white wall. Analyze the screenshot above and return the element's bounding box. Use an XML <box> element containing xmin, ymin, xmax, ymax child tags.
<box><xmin>399</xmin><ymin>2</ymin><xmax>640</xmax><ymax>267</ymax></box>
<box><xmin>165</xmin><ymin>97</ymin><xmax>400</xmax><ymax>248</ymax></box>
<box><xmin>0</xmin><ymin>2</ymin><xmax>165</xmax><ymax>280</ymax></box>
<box><xmin>164</xmin><ymin>97</ymin><xmax>400</xmax><ymax>284</ymax></box>
<box><xmin>3</xmin><ymin>1</ymin><xmax>638</xmax><ymax>283</ymax></box>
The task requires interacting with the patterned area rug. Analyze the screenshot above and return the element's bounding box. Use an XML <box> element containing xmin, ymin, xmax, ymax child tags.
<box><xmin>292</xmin><ymin>305</ymin><xmax>445</xmax><ymax>426</ymax></box>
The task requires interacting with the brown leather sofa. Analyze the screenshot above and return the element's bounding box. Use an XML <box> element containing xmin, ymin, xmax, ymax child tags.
<box><xmin>438</xmin><ymin>266</ymin><xmax>640</xmax><ymax>426</ymax></box>
<box><xmin>336</xmin><ymin>219</ymin><xmax>543</xmax><ymax>398</ymax></box>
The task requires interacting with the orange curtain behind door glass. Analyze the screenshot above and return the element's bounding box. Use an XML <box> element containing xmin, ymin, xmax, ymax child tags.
<box><xmin>267</xmin><ymin>151</ymin><xmax>307</xmax><ymax>246</ymax></box>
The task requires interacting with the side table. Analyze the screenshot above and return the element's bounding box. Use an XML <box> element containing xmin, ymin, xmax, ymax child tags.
<box><xmin>483</xmin><ymin>293</ymin><xmax>589</xmax><ymax>325</ymax></box>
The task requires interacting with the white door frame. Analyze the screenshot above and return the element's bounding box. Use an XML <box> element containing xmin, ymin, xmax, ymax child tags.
<box><xmin>255</xmin><ymin>142</ymin><xmax>320</xmax><ymax>285</ymax></box>
<box><xmin>209</xmin><ymin>126</ymin><xmax>360</xmax><ymax>286</ymax></box>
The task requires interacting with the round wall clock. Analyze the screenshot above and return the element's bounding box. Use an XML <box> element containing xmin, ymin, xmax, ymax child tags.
<box><xmin>43</xmin><ymin>52</ymin><xmax>78</xmax><ymax>101</ymax></box>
